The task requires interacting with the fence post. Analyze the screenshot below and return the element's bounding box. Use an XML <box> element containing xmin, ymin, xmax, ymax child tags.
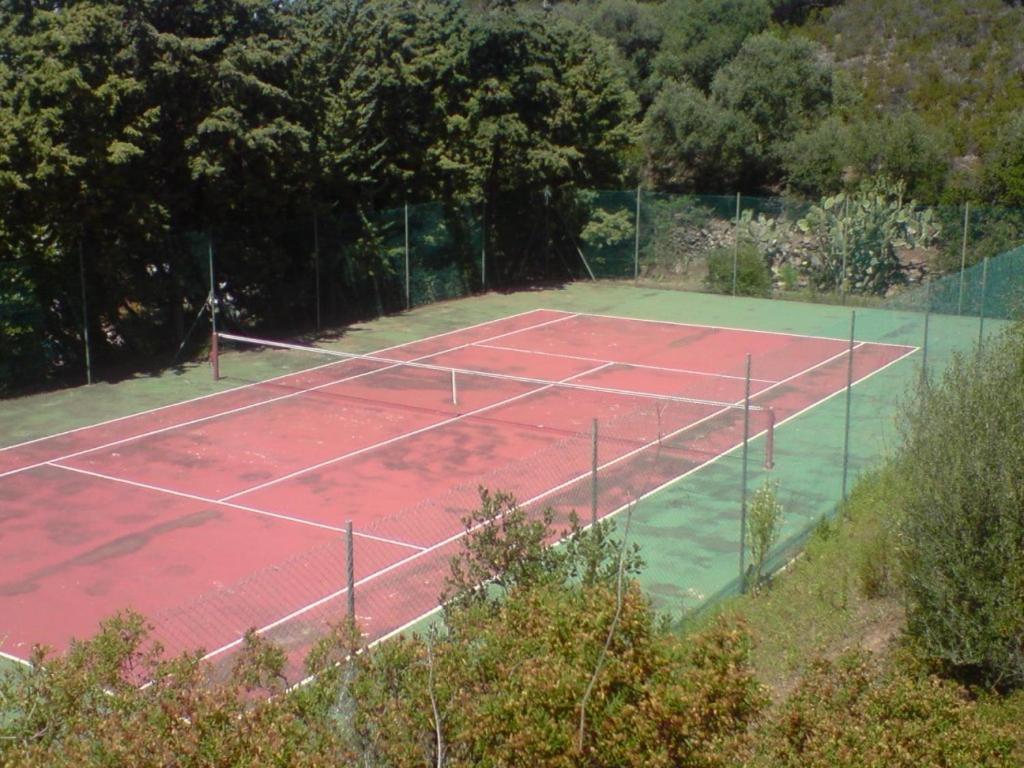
<box><xmin>977</xmin><ymin>256</ymin><xmax>990</xmax><ymax>351</ymax></box>
<box><xmin>634</xmin><ymin>184</ymin><xmax>641</xmax><ymax>283</ymax></box>
<box><xmin>841</xmin><ymin>311</ymin><xmax>856</xmax><ymax>501</ymax></box>
<box><xmin>920</xmin><ymin>302</ymin><xmax>931</xmax><ymax>391</ymax></box>
<box><xmin>840</xmin><ymin>197</ymin><xmax>850</xmax><ymax>305</ymax></box>
<box><xmin>732</xmin><ymin>192</ymin><xmax>741</xmax><ymax>296</ymax></box>
<box><xmin>208</xmin><ymin>237</ymin><xmax>219</xmax><ymax>382</ymax></box>
<box><xmin>739</xmin><ymin>353</ymin><xmax>751</xmax><ymax>593</ymax></box>
<box><xmin>78</xmin><ymin>240</ymin><xmax>93</xmax><ymax>385</ymax></box>
<box><xmin>481</xmin><ymin>200</ymin><xmax>487</xmax><ymax>290</ymax></box>
<box><xmin>313</xmin><ymin>212</ymin><xmax>321</xmax><ymax>331</ymax></box>
<box><xmin>957</xmin><ymin>202</ymin><xmax>970</xmax><ymax>315</ymax></box>
<box><xmin>591</xmin><ymin>418</ymin><xmax>599</xmax><ymax>527</ymax></box>
<box><xmin>404</xmin><ymin>203</ymin><xmax>411</xmax><ymax>310</ymax></box>
<box><xmin>346</xmin><ymin>521</ymin><xmax>355</xmax><ymax>621</ymax></box>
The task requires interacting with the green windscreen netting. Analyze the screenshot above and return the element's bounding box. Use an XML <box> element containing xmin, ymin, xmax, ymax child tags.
<box><xmin>576</xmin><ymin>190</ymin><xmax>1024</xmax><ymax>320</ymax></box>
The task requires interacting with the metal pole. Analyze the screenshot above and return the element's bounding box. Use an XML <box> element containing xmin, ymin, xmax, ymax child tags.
<box><xmin>978</xmin><ymin>256</ymin><xmax>989</xmax><ymax>350</ymax></box>
<box><xmin>346</xmin><ymin>521</ymin><xmax>355</xmax><ymax>621</ymax></box>
<box><xmin>764</xmin><ymin>407</ymin><xmax>775</xmax><ymax>470</ymax></box>
<box><xmin>957</xmin><ymin>202</ymin><xmax>969</xmax><ymax>315</ymax></box>
<box><xmin>404</xmin><ymin>203</ymin><xmax>411</xmax><ymax>310</ymax></box>
<box><xmin>840</xmin><ymin>197</ymin><xmax>849</xmax><ymax>305</ymax></box>
<box><xmin>732</xmin><ymin>192</ymin><xmax>741</xmax><ymax>296</ymax></box>
<box><xmin>634</xmin><ymin>184</ymin><xmax>641</xmax><ymax>282</ymax></box>
<box><xmin>921</xmin><ymin>304</ymin><xmax>930</xmax><ymax>391</ymax></box>
<box><xmin>209</xmin><ymin>237</ymin><xmax>219</xmax><ymax>381</ymax></box>
<box><xmin>451</xmin><ymin>369</ymin><xmax>458</xmax><ymax>407</ymax></box>
<box><xmin>78</xmin><ymin>240</ymin><xmax>93</xmax><ymax>385</ymax></box>
<box><xmin>313</xmin><ymin>212</ymin><xmax>321</xmax><ymax>331</ymax></box>
<box><xmin>481</xmin><ymin>200</ymin><xmax>486</xmax><ymax>290</ymax></box>
<box><xmin>739</xmin><ymin>353</ymin><xmax>751</xmax><ymax>593</ymax></box>
<box><xmin>841</xmin><ymin>312</ymin><xmax>856</xmax><ymax>501</ymax></box>
<box><xmin>591</xmin><ymin>418</ymin><xmax>599</xmax><ymax>527</ymax></box>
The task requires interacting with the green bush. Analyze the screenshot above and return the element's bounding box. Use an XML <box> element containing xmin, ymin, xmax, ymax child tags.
<box><xmin>705</xmin><ymin>243</ymin><xmax>772</xmax><ymax>296</ymax></box>
<box><xmin>898</xmin><ymin>326</ymin><xmax>1024</xmax><ymax>689</ymax></box>
<box><xmin>747</xmin><ymin>479</ymin><xmax>784</xmax><ymax>591</ymax></box>
<box><xmin>752</xmin><ymin>650</ymin><xmax>1016</xmax><ymax>766</ymax></box>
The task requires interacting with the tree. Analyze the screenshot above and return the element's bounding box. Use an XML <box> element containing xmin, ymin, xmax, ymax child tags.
<box><xmin>453</xmin><ymin>8</ymin><xmax>638</xmax><ymax>283</ymax></box>
<box><xmin>711</xmin><ymin>31</ymin><xmax>835</xmax><ymax>171</ymax></box>
<box><xmin>781</xmin><ymin>116</ymin><xmax>849</xmax><ymax>197</ymax></box>
<box><xmin>642</xmin><ymin>81</ymin><xmax>753</xmax><ymax>191</ymax></box>
<box><xmin>653</xmin><ymin>0</ymin><xmax>772</xmax><ymax>92</ymax></box>
<box><xmin>559</xmin><ymin>0</ymin><xmax>664</xmax><ymax>105</ymax></box>
<box><xmin>844</xmin><ymin>112</ymin><xmax>951</xmax><ymax>204</ymax></box>
<box><xmin>982</xmin><ymin>109</ymin><xmax>1024</xmax><ymax>207</ymax></box>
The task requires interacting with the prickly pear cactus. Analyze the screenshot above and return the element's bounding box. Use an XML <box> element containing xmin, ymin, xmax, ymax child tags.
<box><xmin>797</xmin><ymin>179</ymin><xmax>938</xmax><ymax>295</ymax></box>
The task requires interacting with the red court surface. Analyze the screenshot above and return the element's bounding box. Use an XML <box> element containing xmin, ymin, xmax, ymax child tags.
<box><xmin>0</xmin><ymin>309</ymin><xmax>916</xmax><ymax>671</ymax></box>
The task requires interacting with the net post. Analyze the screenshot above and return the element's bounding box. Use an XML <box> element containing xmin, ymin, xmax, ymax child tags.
<box><xmin>590</xmin><ymin>418</ymin><xmax>599</xmax><ymax>527</ymax></box>
<box><xmin>78</xmin><ymin>239</ymin><xmax>93</xmax><ymax>385</ymax></box>
<box><xmin>957</xmin><ymin>201</ymin><xmax>969</xmax><ymax>315</ymax></box>
<box><xmin>345</xmin><ymin>521</ymin><xmax>355</xmax><ymax>621</ymax></box>
<box><xmin>739</xmin><ymin>353</ymin><xmax>751</xmax><ymax>593</ymax></box>
<box><xmin>763</xmin><ymin>407</ymin><xmax>775</xmax><ymax>470</ymax></box>
<box><xmin>451</xmin><ymin>368</ymin><xmax>458</xmax><ymax>407</ymax></box>
<box><xmin>634</xmin><ymin>184</ymin><xmax>641</xmax><ymax>283</ymax></box>
<box><xmin>977</xmin><ymin>256</ymin><xmax>989</xmax><ymax>351</ymax></box>
<box><xmin>208</xmin><ymin>236</ymin><xmax>219</xmax><ymax>382</ymax></box>
<box><xmin>404</xmin><ymin>203</ymin><xmax>411</xmax><ymax>310</ymax></box>
<box><xmin>841</xmin><ymin>311</ymin><xmax>856</xmax><ymax>501</ymax></box>
<box><xmin>732</xmin><ymin>192</ymin><xmax>741</xmax><ymax>296</ymax></box>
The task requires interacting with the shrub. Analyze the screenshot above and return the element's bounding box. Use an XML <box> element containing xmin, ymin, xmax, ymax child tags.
<box><xmin>898</xmin><ymin>326</ymin><xmax>1024</xmax><ymax>689</ymax></box>
<box><xmin>706</xmin><ymin>243</ymin><xmax>772</xmax><ymax>297</ymax></box>
<box><xmin>778</xmin><ymin>263</ymin><xmax>799</xmax><ymax>291</ymax></box>
<box><xmin>753</xmin><ymin>650</ymin><xmax>1016</xmax><ymax>766</ymax></box>
<box><xmin>747</xmin><ymin>479</ymin><xmax>784</xmax><ymax>591</ymax></box>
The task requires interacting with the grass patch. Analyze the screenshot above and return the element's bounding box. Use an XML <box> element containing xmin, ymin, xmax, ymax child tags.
<box><xmin>687</xmin><ymin>458</ymin><xmax>1024</xmax><ymax>763</ymax></box>
<box><xmin>694</xmin><ymin>464</ymin><xmax>905</xmax><ymax>695</ymax></box>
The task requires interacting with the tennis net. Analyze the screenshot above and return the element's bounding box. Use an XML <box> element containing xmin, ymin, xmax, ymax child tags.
<box><xmin>213</xmin><ymin>331</ymin><xmax>776</xmax><ymax>468</ymax></box>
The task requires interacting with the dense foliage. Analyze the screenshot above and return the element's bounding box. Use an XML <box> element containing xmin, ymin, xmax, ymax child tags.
<box><xmin>898</xmin><ymin>326</ymin><xmax>1024</xmax><ymax>689</ymax></box>
<box><xmin>5</xmin><ymin>0</ymin><xmax>1024</xmax><ymax>393</ymax></box>
<box><xmin>0</xmin><ymin>0</ymin><xmax>637</xmax><ymax>392</ymax></box>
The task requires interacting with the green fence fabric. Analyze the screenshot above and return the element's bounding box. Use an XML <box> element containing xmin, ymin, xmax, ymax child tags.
<box><xmin>4</xmin><ymin>191</ymin><xmax>1023</xmax><ymax>395</ymax></box>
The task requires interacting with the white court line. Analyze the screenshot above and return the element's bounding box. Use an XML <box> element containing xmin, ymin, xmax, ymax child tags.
<box><xmin>472</xmin><ymin>342</ymin><xmax>779</xmax><ymax>384</ymax></box>
<box><xmin>201</xmin><ymin>336</ymin><xmax>893</xmax><ymax>663</ymax></box>
<box><xmin>0</xmin><ymin>308</ymin><xmax>571</xmax><ymax>454</ymax></box>
<box><xmin>46</xmin><ymin>462</ymin><xmax>426</xmax><ymax>552</ymax></box>
<box><xmin>0</xmin><ymin>648</ymin><xmax>33</xmax><ymax>667</ymax></box>
<box><xmin>561</xmin><ymin>309</ymin><xmax>920</xmax><ymax>350</ymax></box>
<box><xmin>0</xmin><ymin>312</ymin><xmax>579</xmax><ymax>481</ymax></box>
<box><xmin>222</xmin><ymin>361</ymin><xmax>615</xmax><ymax>502</ymax></box>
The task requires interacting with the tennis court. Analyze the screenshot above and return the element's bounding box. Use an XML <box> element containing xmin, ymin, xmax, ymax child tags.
<box><xmin>0</xmin><ymin>308</ymin><xmax>915</xmax><ymax>669</ymax></box>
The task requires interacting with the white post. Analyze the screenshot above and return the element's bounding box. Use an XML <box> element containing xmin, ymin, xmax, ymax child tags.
<box><xmin>451</xmin><ymin>368</ymin><xmax>458</xmax><ymax>407</ymax></box>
